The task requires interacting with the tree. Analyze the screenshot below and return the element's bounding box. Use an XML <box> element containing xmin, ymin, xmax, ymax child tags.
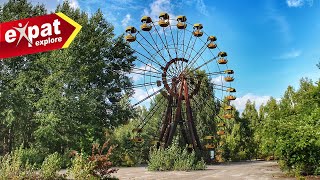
<box><xmin>0</xmin><ymin>0</ymin><xmax>136</xmax><ymax>155</ymax></box>
<box><xmin>0</xmin><ymin>0</ymin><xmax>47</xmax><ymax>154</ymax></box>
<box><xmin>240</xmin><ymin>100</ymin><xmax>258</xmax><ymax>159</ymax></box>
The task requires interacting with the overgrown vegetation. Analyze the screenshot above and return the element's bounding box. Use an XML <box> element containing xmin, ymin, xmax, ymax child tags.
<box><xmin>256</xmin><ymin>78</ymin><xmax>320</xmax><ymax>176</ymax></box>
<box><xmin>40</xmin><ymin>152</ymin><xmax>63</xmax><ymax>179</ymax></box>
<box><xmin>0</xmin><ymin>146</ymin><xmax>37</xmax><ymax>180</ymax></box>
<box><xmin>67</xmin><ymin>141</ymin><xmax>118</xmax><ymax>180</ymax></box>
<box><xmin>148</xmin><ymin>143</ymin><xmax>206</xmax><ymax>171</ymax></box>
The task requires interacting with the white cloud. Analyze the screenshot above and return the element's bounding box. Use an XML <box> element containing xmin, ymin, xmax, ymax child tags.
<box><xmin>121</xmin><ymin>14</ymin><xmax>131</xmax><ymax>27</ymax></box>
<box><xmin>196</xmin><ymin>0</ymin><xmax>209</xmax><ymax>16</ymax></box>
<box><xmin>286</xmin><ymin>0</ymin><xmax>313</xmax><ymax>7</ymax></box>
<box><xmin>278</xmin><ymin>49</ymin><xmax>302</xmax><ymax>59</ymax></box>
<box><xmin>286</xmin><ymin>0</ymin><xmax>304</xmax><ymax>7</ymax></box>
<box><xmin>231</xmin><ymin>93</ymin><xmax>271</xmax><ymax>112</ymax></box>
<box><xmin>68</xmin><ymin>0</ymin><xmax>79</xmax><ymax>9</ymax></box>
<box><xmin>132</xmin><ymin>86</ymin><xmax>161</xmax><ymax>107</ymax></box>
<box><xmin>57</xmin><ymin>0</ymin><xmax>79</xmax><ymax>9</ymax></box>
<box><xmin>211</xmin><ymin>75</ymin><xmax>224</xmax><ymax>86</ymax></box>
<box><xmin>266</xmin><ymin>4</ymin><xmax>291</xmax><ymax>43</ymax></box>
<box><xmin>143</xmin><ymin>0</ymin><xmax>176</xmax><ymax>22</ymax></box>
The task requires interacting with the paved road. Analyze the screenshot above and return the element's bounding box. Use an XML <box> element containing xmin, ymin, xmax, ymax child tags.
<box><xmin>114</xmin><ymin>161</ymin><xmax>294</xmax><ymax>180</ymax></box>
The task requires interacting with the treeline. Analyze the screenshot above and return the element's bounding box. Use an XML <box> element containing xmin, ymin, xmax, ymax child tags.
<box><xmin>0</xmin><ymin>0</ymin><xmax>135</xmax><ymax>157</ymax></box>
<box><xmin>221</xmin><ymin>75</ymin><xmax>320</xmax><ymax>175</ymax></box>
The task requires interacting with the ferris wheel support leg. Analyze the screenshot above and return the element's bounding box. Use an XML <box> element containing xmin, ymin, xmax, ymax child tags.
<box><xmin>184</xmin><ymin>79</ymin><xmax>203</xmax><ymax>150</ymax></box>
<box><xmin>159</xmin><ymin>96</ymin><xmax>173</xmax><ymax>144</ymax></box>
<box><xmin>179</xmin><ymin>119</ymin><xmax>191</xmax><ymax>146</ymax></box>
<box><xmin>165</xmin><ymin>83</ymin><xmax>184</xmax><ymax>148</ymax></box>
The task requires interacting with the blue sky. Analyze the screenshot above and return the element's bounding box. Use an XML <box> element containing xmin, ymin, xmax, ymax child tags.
<box><xmin>1</xmin><ymin>0</ymin><xmax>319</xmax><ymax>111</ymax></box>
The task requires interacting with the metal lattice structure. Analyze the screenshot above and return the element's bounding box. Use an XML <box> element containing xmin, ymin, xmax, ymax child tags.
<box><xmin>125</xmin><ymin>13</ymin><xmax>236</xmax><ymax>150</ymax></box>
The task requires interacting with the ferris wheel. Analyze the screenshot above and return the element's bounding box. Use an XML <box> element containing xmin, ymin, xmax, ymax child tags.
<box><xmin>124</xmin><ymin>12</ymin><xmax>236</xmax><ymax>151</ymax></box>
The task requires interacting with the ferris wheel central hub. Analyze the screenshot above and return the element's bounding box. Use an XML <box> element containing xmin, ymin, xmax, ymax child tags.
<box><xmin>161</xmin><ymin>58</ymin><xmax>202</xmax><ymax>99</ymax></box>
<box><xmin>161</xmin><ymin>58</ymin><xmax>188</xmax><ymax>96</ymax></box>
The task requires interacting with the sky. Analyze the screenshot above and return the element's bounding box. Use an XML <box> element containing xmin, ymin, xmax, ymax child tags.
<box><xmin>1</xmin><ymin>0</ymin><xmax>319</xmax><ymax>112</ymax></box>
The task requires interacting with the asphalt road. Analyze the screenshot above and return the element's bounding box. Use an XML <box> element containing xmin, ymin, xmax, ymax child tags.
<box><xmin>114</xmin><ymin>161</ymin><xmax>294</xmax><ymax>180</ymax></box>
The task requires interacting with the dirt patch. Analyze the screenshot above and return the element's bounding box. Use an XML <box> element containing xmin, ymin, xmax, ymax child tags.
<box><xmin>114</xmin><ymin>161</ymin><xmax>294</xmax><ymax>180</ymax></box>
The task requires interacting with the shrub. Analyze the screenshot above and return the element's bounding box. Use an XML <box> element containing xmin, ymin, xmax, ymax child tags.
<box><xmin>68</xmin><ymin>140</ymin><xmax>118</xmax><ymax>180</ymax></box>
<box><xmin>0</xmin><ymin>146</ymin><xmax>37</xmax><ymax>180</ymax></box>
<box><xmin>109</xmin><ymin>122</ymin><xmax>146</xmax><ymax>167</ymax></box>
<box><xmin>148</xmin><ymin>143</ymin><xmax>206</xmax><ymax>171</ymax></box>
<box><xmin>89</xmin><ymin>140</ymin><xmax>118</xmax><ymax>179</ymax></box>
<box><xmin>20</xmin><ymin>147</ymin><xmax>47</xmax><ymax>169</ymax></box>
<box><xmin>67</xmin><ymin>153</ymin><xmax>96</xmax><ymax>180</ymax></box>
<box><xmin>40</xmin><ymin>152</ymin><xmax>63</xmax><ymax>179</ymax></box>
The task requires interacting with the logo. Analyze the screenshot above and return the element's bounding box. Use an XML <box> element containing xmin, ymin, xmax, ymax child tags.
<box><xmin>0</xmin><ymin>13</ymin><xmax>82</xmax><ymax>59</ymax></box>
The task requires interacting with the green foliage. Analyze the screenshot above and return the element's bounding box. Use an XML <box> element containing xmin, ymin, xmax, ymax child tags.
<box><xmin>68</xmin><ymin>141</ymin><xmax>118</xmax><ymax>180</ymax></box>
<box><xmin>0</xmin><ymin>146</ymin><xmax>37</xmax><ymax>180</ymax></box>
<box><xmin>148</xmin><ymin>143</ymin><xmax>206</xmax><ymax>171</ymax></box>
<box><xmin>257</xmin><ymin>78</ymin><xmax>320</xmax><ymax>175</ymax></box>
<box><xmin>173</xmin><ymin>149</ymin><xmax>206</xmax><ymax>171</ymax></box>
<box><xmin>67</xmin><ymin>153</ymin><xmax>96</xmax><ymax>180</ymax></box>
<box><xmin>110</xmin><ymin>119</ymin><xmax>145</xmax><ymax>166</ymax></box>
<box><xmin>0</xmin><ymin>0</ymin><xmax>135</xmax><ymax>156</ymax></box>
<box><xmin>17</xmin><ymin>146</ymin><xmax>47</xmax><ymax>168</ymax></box>
<box><xmin>40</xmin><ymin>152</ymin><xmax>63</xmax><ymax>179</ymax></box>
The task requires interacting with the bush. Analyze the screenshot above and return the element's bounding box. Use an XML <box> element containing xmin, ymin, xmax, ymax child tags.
<box><xmin>148</xmin><ymin>143</ymin><xmax>206</xmax><ymax>171</ymax></box>
<box><xmin>67</xmin><ymin>153</ymin><xmax>96</xmax><ymax>180</ymax></box>
<box><xmin>20</xmin><ymin>147</ymin><xmax>47</xmax><ymax>169</ymax></box>
<box><xmin>68</xmin><ymin>140</ymin><xmax>118</xmax><ymax>180</ymax></box>
<box><xmin>173</xmin><ymin>148</ymin><xmax>206</xmax><ymax>171</ymax></box>
<box><xmin>40</xmin><ymin>152</ymin><xmax>63</xmax><ymax>179</ymax></box>
<box><xmin>109</xmin><ymin>122</ymin><xmax>146</xmax><ymax>167</ymax></box>
<box><xmin>0</xmin><ymin>146</ymin><xmax>37</xmax><ymax>180</ymax></box>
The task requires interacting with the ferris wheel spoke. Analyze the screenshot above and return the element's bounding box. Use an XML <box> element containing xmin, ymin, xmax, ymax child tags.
<box><xmin>162</xmin><ymin>27</ymin><xmax>180</xmax><ymax>74</ymax></box>
<box><xmin>169</xmin><ymin>25</ymin><xmax>183</xmax><ymax>75</ymax></box>
<box><xmin>169</xmin><ymin>25</ymin><xmax>178</xmax><ymax>58</ymax></box>
<box><xmin>182</xmin><ymin>31</ymin><xmax>194</xmax><ymax>62</ymax></box>
<box><xmin>205</xmin><ymin>70</ymin><xmax>226</xmax><ymax>76</ymax></box>
<box><xmin>138</xmin><ymin>31</ymin><xmax>169</xmax><ymax>64</ymax></box>
<box><xmin>212</xmin><ymin>83</ymin><xmax>231</xmax><ymax>89</ymax></box>
<box><xmin>127</xmin><ymin>47</ymin><xmax>163</xmax><ymax>74</ymax></box>
<box><xmin>130</xmin><ymin>80</ymin><xmax>169</xmax><ymax>89</ymax></box>
<box><xmin>132</xmin><ymin>67</ymin><xmax>162</xmax><ymax>74</ymax></box>
<box><xmin>192</xmin><ymin>95</ymin><xmax>224</xmax><ymax>121</ymax></box>
<box><xmin>129</xmin><ymin>71</ymin><xmax>161</xmax><ymax>78</ymax></box>
<box><xmin>151</xmin><ymin>23</ymin><xmax>179</xmax><ymax>75</ymax></box>
<box><xmin>162</xmin><ymin>28</ymin><xmax>173</xmax><ymax>59</ymax></box>
<box><xmin>187</xmin><ymin>81</ymin><xmax>224</xmax><ymax>121</ymax></box>
<box><xmin>176</xmin><ymin>27</ymin><xmax>182</xmax><ymax>74</ymax></box>
<box><xmin>151</xmin><ymin>22</ymin><xmax>173</xmax><ymax>59</ymax></box>
<box><xmin>148</xmin><ymin>32</ymin><xmax>166</xmax><ymax>60</ymax></box>
<box><xmin>135</xmin><ymin>58</ymin><xmax>162</xmax><ymax>74</ymax></box>
<box><xmin>137</xmin><ymin>94</ymin><xmax>167</xmax><ymax>129</ymax></box>
<box><xmin>186</xmin><ymin>37</ymin><xmax>197</xmax><ymax>63</ymax></box>
<box><xmin>181</xmin><ymin>29</ymin><xmax>188</xmax><ymax>72</ymax></box>
<box><xmin>189</xmin><ymin>56</ymin><xmax>219</xmax><ymax>73</ymax></box>
<box><xmin>211</xmin><ymin>87</ymin><xmax>228</xmax><ymax>92</ymax></box>
<box><xmin>133</xmin><ymin>86</ymin><xmax>166</xmax><ymax>107</ymax></box>
<box><xmin>186</xmin><ymin>40</ymin><xmax>209</xmax><ymax>70</ymax></box>
<box><xmin>135</xmin><ymin>40</ymin><xmax>166</xmax><ymax>68</ymax></box>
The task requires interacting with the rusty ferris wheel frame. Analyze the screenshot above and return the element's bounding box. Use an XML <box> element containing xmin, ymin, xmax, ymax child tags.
<box><xmin>124</xmin><ymin>13</ymin><xmax>236</xmax><ymax>151</ymax></box>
